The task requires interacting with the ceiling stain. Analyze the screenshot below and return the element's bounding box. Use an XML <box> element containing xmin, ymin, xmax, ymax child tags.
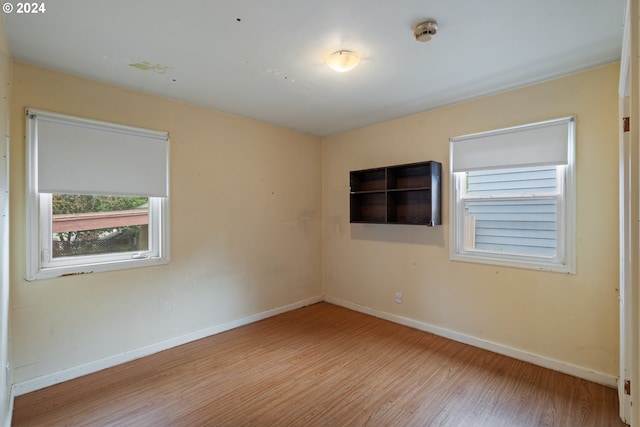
<box><xmin>129</xmin><ymin>61</ymin><xmax>171</xmax><ymax>74</ymax></box>
<box><xmin>267</xmin><ymin>68</ymin><xmax>295</xmax><ymax>83</ymax></box>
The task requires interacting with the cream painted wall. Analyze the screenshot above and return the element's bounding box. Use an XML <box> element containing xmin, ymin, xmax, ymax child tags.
<box><xmin>323</xmin><ymin>63</ymin><xmax>620</xmax><ymax>377</ymax></box>
<box><xmin>9</xmin><ymin>62</ymin><xmax>323</xmax><ymax>384</ymax></box>
<box><xmin>0</xmin><ymin>13</ymin><xmax>11</xmax><ymax>427</ymax></box>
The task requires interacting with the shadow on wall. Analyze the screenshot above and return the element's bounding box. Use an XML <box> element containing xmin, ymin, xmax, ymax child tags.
<box><xmin>350</xmin><ymin>223</ymin><xmax>445</xmax><ymax>247</ymax></box>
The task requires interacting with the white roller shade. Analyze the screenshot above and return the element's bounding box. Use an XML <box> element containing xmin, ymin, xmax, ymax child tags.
<box><xmin>29</xmin><ymin>109</ymin><xmax>169</xmax><ymax>197</ymax></box>
<box><xmin>450</xmin><ymin>117</ymin><xmax>574</xmax><ymax>172</ymax></box>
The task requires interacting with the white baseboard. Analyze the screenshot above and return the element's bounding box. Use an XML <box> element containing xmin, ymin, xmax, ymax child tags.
<box><xmin>12</xmin><ymin>296</ymin><xmax>323</xmax><ymax>396</ymax></box>
<box><xmin>12</xmin><ymin>294</ymin><xmax>617</xmax><ymax>397</ymax></box>
<box><xmin>324</xmin><ymin>295</ymin><xmax>618</xmax><ymax>388</ymax></box>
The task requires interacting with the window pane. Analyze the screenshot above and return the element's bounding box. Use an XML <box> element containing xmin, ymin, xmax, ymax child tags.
<box><xmin>464</xmin><ymin>198</ymin><xmax>557</xmax><ymax>257</ymax></box>
<box><xmin>467</xmin><ymin>166</ymin><xmax>557</xmax><ymax>197</ymax></box>
<box><xmin>51</xmin><ymin>194</ymin><xmax>149</xmax><ymax>258</ymax></box>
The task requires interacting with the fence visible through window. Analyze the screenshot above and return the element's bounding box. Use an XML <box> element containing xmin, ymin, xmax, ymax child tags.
<box><xmin>52</xmin><ymin>226</ymin><xmax>146</xmax><ymax>257</ymax></box>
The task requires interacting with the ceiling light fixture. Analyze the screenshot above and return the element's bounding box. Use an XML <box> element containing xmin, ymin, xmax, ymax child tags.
<box><xmin>327</xmin><ymin>50</ymin><xmax>360</xmax><ymax>72</ymax></box>
<box><xmin>413</xmin><ymin>19</ymin><xmax>438</xmax><ymax>42</ymax></box>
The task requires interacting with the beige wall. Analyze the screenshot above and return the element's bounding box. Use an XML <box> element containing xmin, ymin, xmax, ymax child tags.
<box><xmin>9</xmin><ymin>62</ymin><xmax>323</xmax><ymax>384</ymax></box>
<box><xmin>323</xmin><ymin>63</ymin><xmax>620</xmax><ymax>377</ymax></box>
<box><xmin>0</xmin><ymin>13</ymin><xmax>11</xmax><ymax>427</ymax></box>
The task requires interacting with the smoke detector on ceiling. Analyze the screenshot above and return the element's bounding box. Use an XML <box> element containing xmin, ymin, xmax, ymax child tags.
<box><xmin>413</xmin><ymin>20</ymin><xmax>438</xmax><ymax>42</ymax></box>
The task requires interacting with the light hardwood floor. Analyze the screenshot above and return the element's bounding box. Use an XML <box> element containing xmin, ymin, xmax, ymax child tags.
<box><xmin>12</xmin><ymin>302</ymin><xmax>625</xmax><ymax>426</ymax></box>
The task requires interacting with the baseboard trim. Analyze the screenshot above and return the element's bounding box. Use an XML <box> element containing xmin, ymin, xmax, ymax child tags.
<box><xmin>12</xmin><ymin>294</ymin><xmax>617</xmax><ymax>396</ymax></box>
<box><xmin>12</xmin><ymin>296</ymin><xmax>323</xmax><ymax>396</ymax></box>
<box><xmin>324</xmin><ymin>295</ymin><xmax>617</xmax><ymax>388</ymax></box>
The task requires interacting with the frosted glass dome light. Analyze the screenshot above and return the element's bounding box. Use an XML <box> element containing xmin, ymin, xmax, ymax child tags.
<box><xmin>327</xmin><ymin>50</ymin><xmax>360</xmax><ymax>72</ymax></box>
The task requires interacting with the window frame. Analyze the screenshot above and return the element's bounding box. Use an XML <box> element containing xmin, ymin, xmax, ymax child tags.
<box><xmin>449</xmin><ymin>118</ymin><xmax>576</xmax><ymax>274</ymax></box>
<box><xmin>25</xmin><ymin>110</ymin><xmax>170</xmax><ymax>281</ymax></box>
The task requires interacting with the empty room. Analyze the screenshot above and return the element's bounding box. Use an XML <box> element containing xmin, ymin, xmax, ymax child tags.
<box><xmin>0</xmin><ymin>0</ymin><xmax>637</xmax><ymax>426</ymax></box>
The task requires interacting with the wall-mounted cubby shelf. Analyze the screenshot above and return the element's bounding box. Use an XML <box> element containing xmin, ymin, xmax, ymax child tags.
<box><xmin>349</xmin><ymin>161</ymin><xmax>441</xmax><ymax>226</ymax></box>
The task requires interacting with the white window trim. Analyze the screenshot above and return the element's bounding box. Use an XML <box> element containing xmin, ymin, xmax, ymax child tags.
<box><xmin>449</xmin><ymin>118</ymin><xmax>576</xmax><ymax>274</ymax></box>
<box><xmin>25</xmin><ymin>110</ymin><xmax>170</xmax><ymax>281</ymax></box>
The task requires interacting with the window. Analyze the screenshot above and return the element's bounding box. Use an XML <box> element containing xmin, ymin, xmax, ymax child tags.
<box><xmin>49</xmin><ymin>194</ymin><xmax>151</xmax><ymax>259</ymax></box>
<box><xmin>450</xmin><ymin>117</ymin><xmax>575</xmax><ymax>273</ymax></box>
<box><xmin>26</xmin><ymin>109</ymin><xmax>170</xmax><ymax>280</ymax></box>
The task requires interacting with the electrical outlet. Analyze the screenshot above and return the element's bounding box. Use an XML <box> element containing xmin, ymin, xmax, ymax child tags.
<box><xmin>395</xmin><ymin>292</ymin><xmax>402</xmax><ymax>304</ymax></box>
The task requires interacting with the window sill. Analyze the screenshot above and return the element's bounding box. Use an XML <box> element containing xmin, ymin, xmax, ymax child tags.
<box><xmin>449</xmin><ymin>252</ymin><xmax>575</xmax><ymax>274</ymax></box>
<box><xmin>26</xmin><ymin>256</ymin><xmax>169</xmax><ymax>281</ymax></box>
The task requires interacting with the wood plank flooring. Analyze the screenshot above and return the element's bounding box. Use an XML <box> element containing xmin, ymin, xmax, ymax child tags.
<box><xmin>12</xmin><ymin>302</ymin><xmax>625</xmax><ymax>426</ymax></box>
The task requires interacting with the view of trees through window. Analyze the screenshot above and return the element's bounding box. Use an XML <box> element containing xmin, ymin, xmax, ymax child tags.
<box><xmin>52</xmin><ymin>194</ymin><xmax>149</xmax><ymax>258</ymax></box>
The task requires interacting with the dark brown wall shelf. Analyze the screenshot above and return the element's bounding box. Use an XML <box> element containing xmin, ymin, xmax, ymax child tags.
<box><xmin>350</xmin><ymin>161</ymin><xmax>441</xmax><ymax>226</ymax></box>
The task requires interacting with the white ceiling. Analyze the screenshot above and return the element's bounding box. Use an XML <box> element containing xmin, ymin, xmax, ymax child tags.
<box><xmin>4</xmin><ymin>0</ymin><xmax>627</xmax><ymax>136</ymax></box>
